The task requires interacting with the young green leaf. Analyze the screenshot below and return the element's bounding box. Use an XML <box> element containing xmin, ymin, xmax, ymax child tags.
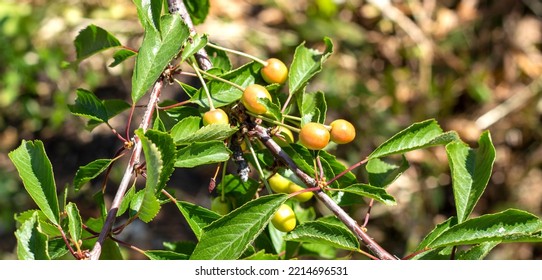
<box><xmin>446</xmin><ymin>131</ymin><xmax>496</xmax><ymax>223</ymax></box>
<box><xmin>175</xmin><ymin>141</ymin><xmax>231</xmax><ymax>168</ymax></box>
<box><xmin>66</xmin><ymin>202</ymin><xmax>82</xmax><ymax>243</ymax></box>
<box><xmin>457</xmin><ymin>241</ymin><xmax>500</xmax><ymax>260</ymax></box>
<box><xmin>175</xmin><ymin>201</ymin><xmax>222</xmax><ymax>240</ymax></box>
<box><xmin>133</xmin><ymin>0</ymin><xmax>162</xmax><ymax>32</ymax></box>
<box><xmin>366</xmin><ymin>156</ymin><xmax>409</xmax><ymax>188</ymax></box>
<box><xmin>143</xmin><ymin>129</ymin><xmax>176</xmax><ymax>193</ymax></box>
<box><xmin>190</xmin><ymin>62</ymin><xmax>264</xmax><ymax>109</ymax></box>
<box><xmin>175</xmin><ymin>123</ymin><xmax>238</xmax><ymax>145</ymax></box>
<box><xmin>68</xmin><ymin>89</ymin><xmax>109</xmax><ymax>123</ymax></box>
<box><xmin>9</xmin><ymin>140</ymin><xmax>60</xmax><ymax>225</ymax></box>
<box><xmin>369</xmin><ymin>120</ymin><xmax>458</xmax><ymax>159</ymax></box>
<box><xmin>171</xmin><ymin>116</ymin><xmax>202</xmax><ymax>143</ymax></box>
<box><xmin>338</xmin><ymin>183</ymin><xmax>396</xmax><ymax>206</ymax></box>
<box><xmin>289</xmin><ymin>37</ymin><xmax>333</xmax><ymax>96</ymax></box>
<box><xmin>428</xmin><ymin>209</ymin><xmax>542</xmax><ymax>248</ymax></box>
<box><xmin>181</xmin><ymin>33</ymin><xmax>208</xmax><ymax>62</ymax></box>
<box><xmin>15</xmin><ymin>212</ymin><xmax>49</xmax><ymax>260</ymax></box>
<box><xmin>285</xmin><ymin>220</ymin><xmax>359</xmax><ymax>251</ymax></box>
<box><xmin>73</xmin><ymin>159</ymin><xmax>113</xmax><ymax>192</ymax></box>
<box><xmin>109</xmin><ymin>48</ymin><xmax>137</xmax><ymax>67</ymax></box>
<box><xmin>74</xmin><ymin>24</ymin><xmax>121</xmax><ymax>62</ymax></box>
<box><xmin>132</xmin><ymin>14</ymin><xmax>190</xmax><ymax>102</ymax></box>
<box><xmin>297</xmin><ymin>91</ymin><xmax>327</xmax><ymax>125</ymax></box>
<box><xmin>183</xmin><ymin>0</ymin><xmax>210</xmax><ymax>25</ymax></box>
<box><xmin>190</xmin><ymin>194</ymin><xmax>288</xmax><ymax>260</ymax></box>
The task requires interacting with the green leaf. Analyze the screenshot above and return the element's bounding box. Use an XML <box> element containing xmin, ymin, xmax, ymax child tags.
<box><xmin>288</xmin><ymin>37</ymin><xmax>333</xmax><ymax>95</ymax></box>
<box><xmin>205</xmin><ymin>44</ymin><xmax>232</xmax><ymax>72</ymax></box>
<box><xmin>144</xmin><ymin>250</ymin><xmax>190</xmax><ymax>260</ymax></box>
<box><xmin>285</xmin><ymin>220</ymin><xmax>359</xmax><ymax>251</ymax></box>
<box><xmin>190</xmin><ymin>194</ymin><xmax>288</xmax><ymax>260</ymax></box>
<box><xmin>242</xmin><ymin>250</ymin><xmax>279</xmax><ymax>260</ymax></box>
<box><xmin>181</xmin><ymin>33</ymin><xmax>208</xmax><ymax>62</ymax></box>
<box><xmin>9</xmin><ymin>140</ymin><xmax>60</xmax><ymax>225</ymax></box>
<box><xmin>48</xmin><ymin>239</ymin><xmax>70</xmax><ymax>259</ymax></box>
<box><xmin>73</xmin><ymin>159</ymin><xmax>113</xmax><ymax>192</ymax></box>
<box><xmin>183</xmin><ymin>0</ymin><xmax>210</xmax><ymax>25</ymax></box>
<box><xmin>74</xmin><ymin>24</ymin><xmax>121</xmax><ymax>61</ymax></box>
<box><xmin>132</xmin><ymin>14</ymin><xmax>190</xmax><ymax>102</ymax></box>
<box><xmin>260</xmin><ymin>98</ymin><xmax>283</xmax><ymax>121</ymax></box>
<box><xmin>66</xmin><ymin>202</ymin><xmax>82</xmax><ymax>243</ymax></box>
<box><xmin>369</xmin><ymin>119</ymin><xmax>458</xmax><ymax>159</ymax></box>
<box><xmin>133</xmin><ymin>0</ymin><xmax>162</xmax><ymax>32</ymax></box>
<box><xmin>415</xmin><ymin>216</ymin><xmax>457</xmax><ymax>252</ymax></box>
<box><xmin>175</xmin><ymin>141</ymin><xmax>231</xmax><ymax>168</ymax></box>
<box><xmin>68</xmin><ymin>89</ymin><xmax>109</xmax><ymax>123</ymax></box>
<box><xmin>135</xmin><ymin>129</ymin><xmax>164</xmax><ymax>223</ymax></box>
<box><xmin>338</xmin><ymin>183</ymin><xmax>396</xmax><ymax>205</ymax></box>
<box><xmin>109</xmin><ymin>48</ymin><xmax>137</xmax><ymax>67</ymax></box>
<box><xmin>446</xmin><ymin>131</ymin><xmax>496</xmax><ymax>223</ymax></box>
<box><xmin>15</xmin><ymin>212</ymin><xmax>49</xmax><ymax>260</ymax></box>
<box><xmin>217</xmin><ymin>174</ymin><xmax>260</xmax><ymax>207</ymax></box>
<box><xmin>175</xmin><ymin>123</ymin><xmax>238</xmax><ymax>145</ymax></box>
<box><xmin>457</xmin><ymin>242</ymin><xmax>500</xmax><ymax>260</ymax></box>
<box><xmin>87</xmin><ymin>99</ymin><xmax>132</xmax><ymax>129</ymax></box>
<box><xmin>366</xmin><ymin>156</ymin><xmax>409</xmax><ymax>188</ymax></box>
<box><xmin>297</xmin><ymin>91</ymin><xmax>327</xmax><ymax>125</ymax></box>
<box><xmin>171</xmin><ymin>116</ymin><xmax>202</xmax><ymax>143</ymax></box>
<box><xmin>143</xmin><ymin>129</ymin><xmax>176</xmax><ymax>192</ymax></box>
<box><xmin>190</xmin><ymin>62</ymin><xmax>264</xmax><ymax>109</ymax></box>
<box><xmin>319</xmin><ymin>150</ymin><xmax>357</xmax><ymax>188</ymax></box>
<box><xmin>118</xmin><ymin>186</ymin><xmax>136</xmax><ymax>217</ymax></box>
<box><xmin>428</xmin><ymin>209</ymin><xmax>542</xmax><ymax>248</ymax></box>
<box><xmin>175</xmin><ymin>201</ymin><xmax>222</xmax><ymax>240</ymax></box>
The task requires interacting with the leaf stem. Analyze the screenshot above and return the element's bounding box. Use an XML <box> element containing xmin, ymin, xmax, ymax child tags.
<box><xmin>207</xmin><ymin>42</ymin><xmax>268</xmax><ymax>66</ymax></box>
<box><xmin>244</xmin><ymin>136</ymin><xmax>272</xmax><ymax>194</ymax></box>
<box><xmin>192</xmin><ymin>62</ymin><xmax>215</xmax><ymax>110</ymax></box>
<box><xmin>193</xmin><ymin>67</ymin><xmax>245</xmax><ymax>91</ymax></box>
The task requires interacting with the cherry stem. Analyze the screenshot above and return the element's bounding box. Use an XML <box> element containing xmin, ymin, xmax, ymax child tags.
<box><xmin>362</xmin><ymin>198</ymin><xmax>374</xmax><ymax>228</ymax></box>
<box><xmin>191</xmin><ymin>61</ymin><xmax>215</xmax><ymax>110</ymax></box>
<box><xmin>282</xmin><ymin>114</ymin><xmax>302</xmax><ymax>122</ymax></box>
<box><xmin>281</xmin><ymin>93</ymin><xmax>294</xmax><ymax>114</ymax></box>
<box><xmin>194</xmin><ymin>67</ymin><xmax>245</xmax><ymax>91</ymax></box>
<box><xmin>246</xmin><ymin>111</ymin><xmax>301</xmax><ymax>133</ymax></box>
<box><xmin>244</xmin><ymin>136</ymin><xmax>272</xmax><ymax>194</ymax></box>
<box><xmin>326</xmin><ymin>157</ymin><xmax>369</xmax><ymax>186</ymax></box>
<box><xmin>207</xmin><ymin>42</ymin><xmax>268</xmax><ymax>66</ymax></box>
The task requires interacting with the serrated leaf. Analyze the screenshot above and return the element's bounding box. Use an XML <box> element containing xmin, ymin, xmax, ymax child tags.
<box><xmin>68</xmin><ymin>89</ymin><xmax>109</xmax><ymax>123</ymax></box>
<box><xmin>117</xmin><ymin>186</ymin><xmax>136</xmax><ymax>217</ymax></box>
<box><xmin>183</xmin><ymin>0</ymin><xmax>210</xmax><ymax>25</ymax></box>
<box><xmin>176</xmin><ymin>201</ymin><xmax>222</xmax><ymax>239</ymax></box>
<box><xmin>171</xmin><ymin>116</ymin><xmax>202</xmax><ymax>143</ymax></box>
<box><xmin>135</xmin><ymin>129</ymin><xmax>164</xmax><ymax>223</ymax></box>
<box><xmin>338</xmin><ymin>183</ymin><xmax>396</xmax><ymax>205</ymax></box>
<box><xmin>415</xmin><ymin>216</ymin><xmax>457</xmax><ymax>252</ymax></box>
<box><xmin>48</xmin><ymin>239</ymin><xmax>69</xmax><ymax>259</ymax></box>
<box><xmin>319</xmin><ymin>150</ymin><xmax>357</xmax><ymax>188</ymax></box>
<box><xmin>175</xmin><ymin>123</ymin><xmax>238</xmax><ymax>145</ymax></box>
<box><xmin>297</xmin><ymin>91</ymin><xmax>327</xmax><ymax>125</ymax></box>
<box><xmin>74</xmin><ymin>24</ymin><xmax>121</xmax><ymax>61</ymax></box>
<box><xmin>134</xmin><ymin>0</ymin><xmax>162</xmax><ymax>32</ymax></box>
<box><xmin>190</xmin><ymin>62</ymin><xmax>264</xmax><ymax>109</ymax></box>
<box><xmin>109</xmin><ymin>48</ymin><xmax>137</xmax><ymax>67</ymax></box>
<box><xmin>73</xmin><ymin>159</ymin><xmax>113</xmax><ymax>192</ymax></box>
<box><xmin>87</xmin><ymin>99</ymin><xmax>132</xmax><ymax>130</ymax></box>
<box><xmin>175</xmin><ymin>141</ymin><xmax>231</xmax><ymax>168</ymax></box>
<box><xmin>205</xmin><ymin>44</ymin><xmax>232</xmax><ymax>72</ymax></box>
<box><xmin>66</xmin><ymin>202</ymin><xmax>82</xmax><ymax>243</ymax></box>
<box><xmin>369</xmin><ymin>119</ymin><xmax>457</xmax><ymax>159</ymax></box>
<box><xmin>217</xmin><ymin>174</ymin><xmax>260</xmax><ymax>207</ymax></box>
<box><xmin>457</xmin><ymin>242</ymin><xmax>500</xmax><ymax>260</ymax></box>
<box><xmin>190</xmin><ymin>194</ymin><xmax>288</xmax><ymax>260</ymax></box>
<box><xmin>428</xmin><ymin>209</ymin><xmax>542</xmax><ymax>248</ymax></box>
<box><xmin>143</xmin><ymin>129</ymin><xmax>176</xmax><ymax>192</ymax></box>
<box><xmin>144</xmin><ymin>250</ymin><xmax>190</xmax><ymax>260</ymax></box>
<box><xmin>132</xmin><ymin>14</ymin><xmax>190</xmax><ymax>102</ymax></box>
<box><xmin>446</xmin><ymin>131</ymin><xmax>496</xmax><ymax>223</ymax></box>
<box><xmin>243</xmin><ymin>250</ymin><xmax>279</xmax><ymax>260</ymax></box>
<box><xmin>366</xmin><ymin>156</ymin><xmax>409</xmax><ymax>188</ymax></box>
<box><xmin>181</xmin><ymin>33</ymin><xmax>208</xmax><ymax>62</ymax></box>
<box><xmin>9</xmin><ymin>140</ymin><xmax>60</xmax><ymax>225</ymax></box>
<box><xmin>289</xmin><ymin>37</ymin><xmax>333</xmax><ymax>95</ymax></box>
<box><xmin>15</xmin><ymin>212</ymin><xmax>49</xmax><ymax>260</ymax></box>
<box><xmin>285</xmin><ymin>220</ymin><xmax>359</xmax><ymax>251</ymax></box>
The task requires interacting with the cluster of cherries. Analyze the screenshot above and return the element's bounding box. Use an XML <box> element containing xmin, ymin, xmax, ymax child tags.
<box><xmin>204</xmin><ymin>57</ymin><xmax>356</xmax><ymax>232</ymax></box>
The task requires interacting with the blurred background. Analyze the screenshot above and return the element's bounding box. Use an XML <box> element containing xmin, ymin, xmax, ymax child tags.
<box><xmin>1</xmin><ymin>0</ymin><xmax>541</xmax><ymax>259</ymax></box>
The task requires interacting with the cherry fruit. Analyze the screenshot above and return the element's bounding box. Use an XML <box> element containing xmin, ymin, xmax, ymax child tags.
<box><xmin>299</xmin><ymin>122</ymin><xmax>330</xmax><ymax>150</ymax></box>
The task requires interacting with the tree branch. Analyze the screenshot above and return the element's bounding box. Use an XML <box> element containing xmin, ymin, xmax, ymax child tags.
<box><xmin>89</xmin><ymin>80</ymin><xmax>164</xmax><ymax>260</ymax></box>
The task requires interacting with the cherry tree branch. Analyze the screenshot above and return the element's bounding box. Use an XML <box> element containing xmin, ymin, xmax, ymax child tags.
<box><xmin>89</xmin><ymin>80</ymin><xmax>164</xmax><ymax>260</ymax></box>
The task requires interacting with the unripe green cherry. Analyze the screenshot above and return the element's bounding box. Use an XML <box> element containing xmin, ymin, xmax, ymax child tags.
<box><xmin>299</xmin><ymin>122</ymin><xmax>330</xmax><ymax>150</ymax></box>
<box><xmin>268</xmin><ymin>173</ymin><xmax>291</xmax><ymax>194</ymax></box>
<box><xmin>241</xmin><ymin>84</ymin><xmax>272</xmax><ymax>114</ymax></box>
<box><xmin>288</xmin><ymin>183</ymin><xmax>313</xmax><ymax>202</ymax></box>
<box><xmin>261</xmin><ymin>58</ymin><xmax>288</xmax><ymax>84</ymax></box>
<box><xmin>330</xmin><ymin>119</ymin><xmax>356</xmax><ymax>144</ymax></box>
<box><xmin>211</xmin><ymin>197</ymin><xmax>231</xmax><ymax>215</ymax></box>
<box><xmin>271</xmin><ymin>204</ymin><xmax>296</xmax><ymax>232</ymax></box>
<box><xmin>203</xmin><ymin>108</ymin><xmax>229</xmax><ymax>126</ymax></box>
